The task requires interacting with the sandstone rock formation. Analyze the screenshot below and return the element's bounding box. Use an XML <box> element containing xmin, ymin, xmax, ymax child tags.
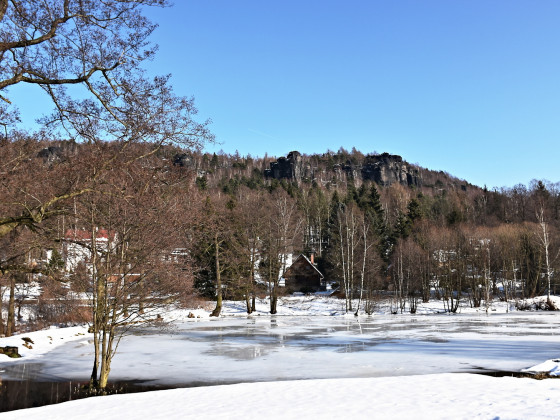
<box><xmin>265</xmin><ymin>151</ymin><xmax>421</xmax><ymax>187</ymax></box>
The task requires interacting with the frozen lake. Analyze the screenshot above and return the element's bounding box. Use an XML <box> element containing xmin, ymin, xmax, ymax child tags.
<box><xmin>5</xmin><ymin>312</ymin><xmax>560</xmax><ymax>386</ymax></box>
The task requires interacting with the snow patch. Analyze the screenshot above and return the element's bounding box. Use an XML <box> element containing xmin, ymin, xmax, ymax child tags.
<box><xmin>523</xmin><ymin>359</ymin><xmax>560</xmax><ymax>376</ymax></box>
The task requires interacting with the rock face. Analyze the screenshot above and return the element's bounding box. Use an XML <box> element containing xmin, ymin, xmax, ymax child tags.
<box><xmin>264</xmin><ymin>151</ymin><xmax>303</xmax><ymax>180</ymax></box>
<box><xmin>37</xmin><ymin>141</ymin><xmax>78</xmax><ymax>163</ymax></box>
<box><xmin>361</xmin><ymin>153</ymin><xmax>421</xmax><ymax>187</ymax></box>
<box><xmin>265</xmin><ymin>151</ymin><xmax>421</xmax><ymax>187</ymax></box>
<box><xmin>173</xmin><ymin>153</ymin><xmax>192</xmax><ymax>167</ymax></box>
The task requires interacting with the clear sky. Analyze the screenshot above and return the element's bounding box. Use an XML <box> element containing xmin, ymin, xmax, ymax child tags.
<box><xmin>10</xmin><ymin>1</ymin><xmax>560</xmax><ymax>189</ymax></box>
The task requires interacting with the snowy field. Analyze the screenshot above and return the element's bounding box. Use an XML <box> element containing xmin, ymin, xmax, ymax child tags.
<box><xmin>2</xmin><ymin>374</ymin><xmax>560</xmax><ymax>420</ymax></box>
<box><xmin>1</xmin><ymin>295</ymin><xmax>560</xmax><ymax>418</ymax></box>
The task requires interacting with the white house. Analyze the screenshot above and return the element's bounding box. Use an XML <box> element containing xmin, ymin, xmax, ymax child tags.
<box><xmin>63</xmin><ymin>228</ymin><xmax>117</xmax><ymax>272</ymax></box>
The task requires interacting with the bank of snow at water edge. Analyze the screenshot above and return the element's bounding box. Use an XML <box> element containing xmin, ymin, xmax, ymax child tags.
<box><xmin>164</xmin><ymin>294</ymin><xmax>560</xmax><ymax>320</ymax></box>
<box><xmin>3</xmin><ymin>373</ymin><xmax>560</xmax><ymax>420</ymax></box>
<box><xmin>0</xmin><ymin>325</ymin><xmax>88</xmax><ymax>362</ymax></box>
<box><xmin>523</xmin><ymin>359</ymin><xmax>560</xmax><ymax>376</ymax></box>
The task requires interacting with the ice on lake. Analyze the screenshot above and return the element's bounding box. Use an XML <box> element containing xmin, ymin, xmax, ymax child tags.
<box><xmin>12</xmin><ymin>312</ymin><xmax>559</xmax><ymax>386</ymax></box>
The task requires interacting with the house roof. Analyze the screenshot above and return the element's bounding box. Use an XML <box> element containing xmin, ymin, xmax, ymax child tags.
<box><xmin>64</xmin><ymin>229</ymin><xmax>115</xmax><ymax>241</ymax></box>
<box><xmin>284</xmin><ymin>254</ymin><xmax>324</xmax><ymax>279</ymax></box>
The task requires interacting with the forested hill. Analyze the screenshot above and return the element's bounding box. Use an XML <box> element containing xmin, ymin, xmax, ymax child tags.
<box><xmin>170</xmin><ymin>145</ymin><xmax>557</xmax><ymax>224</ymax></box>
<box><xmin>178</xmin><ymin>148</ymin><xmax>474</xmax><ymax>193</ymax></box>
<box><xmin>38</xmin><ymin>141</ymin><xmax>557</xmax><ymax>229</ymax></box>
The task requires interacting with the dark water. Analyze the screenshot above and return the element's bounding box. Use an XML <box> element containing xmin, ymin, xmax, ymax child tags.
<box><xmin>0</xmin><ymin>378</ymin><xmax>179</xmax><ymax>412</ymax></box>
<box><xmin>0</xmin><ymin>361</ymin><xmax>240</xmax><ymax>413</ymax></box>
<box><xmin>0</xmin><ymin>360</ymin><xmax>177</xmax><ymax>412</ymax></box>
<box><xmin>1</xmin><ymin>379</ymin><xmax>83</xmax><ymax>412</ymax></box>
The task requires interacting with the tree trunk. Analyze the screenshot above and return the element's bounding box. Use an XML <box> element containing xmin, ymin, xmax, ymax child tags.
<box><xmin>270</xmin><ymin>292</ymin><xmax>278</xmax><ymax>314</ymax></box>
<box><xmin>247</xmin><ymin>250</ymin><xmax>255</xmax><ymax>314</ymax></box>
<box><xmin>98</xmin><ymin>325</ymin><xmax>116</xmax><ymax>391</ymax></box>
<box><xmin>355</xmin><ymin>223</ymin><xmax>368</xmax><ymax>316</ymax></box>
<box><xmin>89</xmin><ymin>224</ymin><xmax>101</xmax><ymax>392</ymax></box>
<box><xmin>0</xmin><ymin>282</ymin><xmax>4</xmax><ymax>335</ymax></box>
<box><xmin>338</xmin><ymin>214</ymin><xmax>349</xmax><ymax>313</ymax></box>
<box><xmin>245</xmin><ymin>295</ymin><xmax>251</xmax><ymax>314</ymax></box>
<box><xmin>89</xmin><ymin>270</ymin><xmax>105</xmax><ymax>391</ymax></box>
<box><xmin>6</xmin><ymin>276</ymin><xmax>15</xmax><ymax>336</ymax></box>
<box><xmin>210</xmin><ymin>234</ymin><xmax>222</xmax><ymax>317</ymax></box>
<box><xmin>89</xmin><ymin>355</ymin><xmax>99</xmax><ymax>391</ymax></box>
<box><xmin>537</xmin><ymin>206</ymin><xmax>552</xmax><ymax>303</ymax></box>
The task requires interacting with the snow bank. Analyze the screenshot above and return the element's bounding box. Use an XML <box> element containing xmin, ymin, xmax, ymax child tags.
<box><xmin>3</xmin><ymin>374</ymin><xmax>560</xmax><ymax>420</ymax></box>
<box><xmin>0</xmin><ymin>326</ymin><xmax>88</xmax><ymax>363</ymax></box>
<box><xmin>523</xmin><ymin>359</ymin><xmax>560</xmax><ymax>376</ymax></box>
<box><xmin>165</xmin><ymin>294</ymin><xmax>528</xmax><ymax>322</ymax></box>
<box><xmin>516</xmin><ymin>295</ymin><xmax>560</xmax><ymax>311</ymax></box>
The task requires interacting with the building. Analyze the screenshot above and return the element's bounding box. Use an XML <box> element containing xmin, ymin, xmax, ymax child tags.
<box><xmin>282</xmin><ymin>254</ymin><xmax>325</xmax><ymax>293</ymax></box>
<box><xmin>63</xmin><ymin>228</ymin><xmax>117</xmax><ymax>272</ymax></box>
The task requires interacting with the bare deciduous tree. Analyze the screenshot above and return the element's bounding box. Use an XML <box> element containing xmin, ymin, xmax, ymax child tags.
<box><xmin>0</xmin><ymin>0</ymin><xmax>213</xmax><ymax>242</ymax></box>
<box><xmin>71</xmin><ymin>148</ymin><xmax>196</xmax><ymax>392</ymax></box>
<box><xmin>260</xmin><ymin>190</ymin><xmax>302</xmax><ymax>314</ymax></box>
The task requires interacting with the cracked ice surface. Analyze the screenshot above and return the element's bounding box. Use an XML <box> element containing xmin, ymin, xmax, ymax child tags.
<box><xmin>19</xmin><ymin>312</ymin><xmax>560</xmax><ymax>385</ymax></box>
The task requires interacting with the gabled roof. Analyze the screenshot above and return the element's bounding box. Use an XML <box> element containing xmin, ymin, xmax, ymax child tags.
<box><xmin>284</xmin><ymin>254</ymin><xmax>324</xmax><ymax>279</ymax></box>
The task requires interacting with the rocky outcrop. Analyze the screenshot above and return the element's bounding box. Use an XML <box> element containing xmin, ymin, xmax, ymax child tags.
<box><xmin>361</xmin><ymin>153</ymin><xmax>421</xmax><ymax>187</ymax></box>
<box><xmin>264</xmin><ymin>151</ymin><xmax>306</xmax><ymax>180</ymax></box>
<box><xmin>265</xmin><ymin>151</ymin><xmax>421</xmax><ymax>187</ymax></box>
<box><xmin>37</xmin><ymin>141</ymin><xmax>78</xmax><ymax>163</ymax></box>
<box><xmin>173</xmin><ymin>153</ymin><xmax>192</xmax><ymax>167</ymax></box>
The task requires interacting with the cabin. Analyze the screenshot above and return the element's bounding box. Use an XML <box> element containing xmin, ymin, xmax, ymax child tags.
<box><xmin>282</xmin><ymin>254</ymin><xmax>325</xmax><ymax>293</ymax></box>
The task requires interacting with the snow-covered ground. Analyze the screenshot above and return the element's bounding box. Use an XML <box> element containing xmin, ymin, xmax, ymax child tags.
<box><xmin>2</xmin><ymin>295</ymin><xmax>560</xmax><ymax>418</ymax></box>
<box><xmin>2</xmin><ymin>373</ymin><xmax>560</xmax><ymax>420</ymax></box>
<box><xmin>164</xmin><ymin>294</ymin><xmax>556</xmax><ymax>319</ymax></box>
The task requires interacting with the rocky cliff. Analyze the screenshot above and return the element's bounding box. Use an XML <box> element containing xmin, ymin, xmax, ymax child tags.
<box><xmin>265</xmin><ymin>151</ymin><xmax>422</xmax><ymax>187</ymax></box>
<box><xmin>361</xmin><ymin>153</ymin><xmax>421</xmax><ymax>187</ymax></box>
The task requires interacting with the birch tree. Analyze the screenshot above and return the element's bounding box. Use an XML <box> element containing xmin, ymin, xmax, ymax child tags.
<box><xmin>536</xmin><ymin>205</ymin><xmax>553</xmax><ymax>304</ymax></box>
<box><xmin>260</xmin><ymin>190</ymin><xmax>302</xmax><ymax>314</ymax></box>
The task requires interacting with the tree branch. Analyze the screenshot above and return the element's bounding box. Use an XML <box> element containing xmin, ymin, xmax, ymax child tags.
<box><xmin>0</xmin><ymin>1</ymin><xmax>73</xmax><ymax>53</ymax></box>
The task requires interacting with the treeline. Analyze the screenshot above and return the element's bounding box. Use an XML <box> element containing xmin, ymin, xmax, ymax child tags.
<box><xmin>2</xmin><ymin>141</ymin><xmax>560</xmax><ymax>329</ymax></box>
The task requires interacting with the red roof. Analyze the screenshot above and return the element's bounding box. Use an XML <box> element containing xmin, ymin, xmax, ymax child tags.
<box><xmin>64</xmin><ymin>229</ymin><xmax>115</xmax><ymax>241</ymax></box>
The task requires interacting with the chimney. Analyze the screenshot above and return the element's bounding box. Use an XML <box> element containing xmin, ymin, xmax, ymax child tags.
<box><xmin>310</xmin><ymin>251</ymin><xmax>315</xmax><ymax>265</ymax></box>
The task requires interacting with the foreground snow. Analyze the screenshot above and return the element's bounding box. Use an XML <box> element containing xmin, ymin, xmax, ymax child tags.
<box><xmin>3</xmin><ymin>373</ymin><xmax>560</xmax><ymax>420</ymax></box>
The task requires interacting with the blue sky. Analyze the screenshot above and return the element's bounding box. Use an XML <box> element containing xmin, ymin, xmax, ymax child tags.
<box><xmin>11</xmin><ymin>1</ymin><xmax>560</xmax><ymax>189</ymax></box>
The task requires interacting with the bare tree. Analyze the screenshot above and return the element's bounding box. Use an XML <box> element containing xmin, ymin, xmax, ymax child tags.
<box><xmin>430</xmin><ymin>227</ymin><xmax>463</xmax><ymax>313</ymax></box>
<box><xmin>260</xmin><ymin>190</ymin><xmax>302</xmax><ymax>314</ymax></box>
<box><xmin>531</xmin><ymin>181</ymin><xmax>559</xmax><ymax>304</ymax></box>
<box><xmin>230</xmin><ymin>188</ymin><xmax>266</xmax><ymax>313</ymax></box>
<box><xmin>1</xmin><ymin>0</ymin><xmax>212</xmax><ymax>345</ymax></box>
<box><xmin>1</xmin><ymin>1</ymin><xmax>201</xmax><ymax>141</ymax></box>
<box><xmin>353</xmin><ymin>212</ymin><xmax>378</xmax><ymax>315</ymax></box>
<box><xmin>536</xmin><ymin>205</ymin><xmax>553</xmax><ymax>304</ymax></box>
<box><xmin>334</xmin><ymin>202</ymin><xmax>363</xmax><ymax>313</ymax></box>
<box><xmin>0</xmin><ymin>1</ymin><xmax>213</xmax><ymax>242</ymax></box>
<box><xmin>71</xmin><ymin>148</ymin><xmax>195</xmax><ymax>392</ymax></box>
